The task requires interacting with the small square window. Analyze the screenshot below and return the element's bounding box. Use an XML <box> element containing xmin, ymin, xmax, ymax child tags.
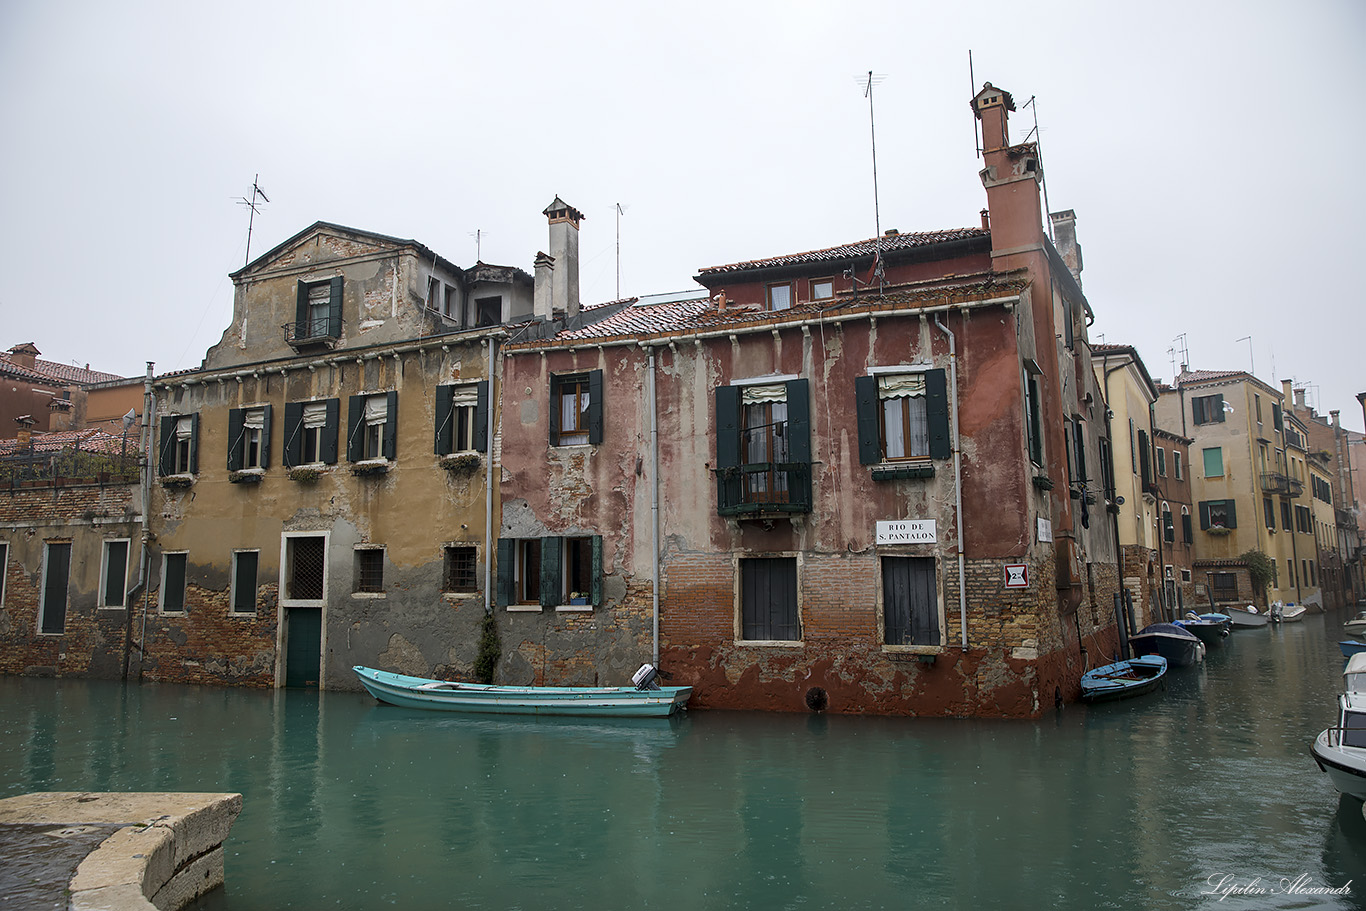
<box><xmin>516</xmin><ymin>539</ymin><xmax>541</xmax><ymax>605</ymax></box>
<box><xmin>766</xmin><ymin>283</ymin><xmax>792</xmax><ymax>311</ymax></box>
<box><xmin>355</xmin><ymin>549</ymin><xmax>385</xmax><ymax>594</ymax></box>
<box><xmin>810</xmin><ymin>279</ymin><xmax>834</xmax><ymax>301</ymax></box>
<box><xmin>444</xmin><ymin>546</ymin><xmax>477</xmax><ymax>593</ymax></box>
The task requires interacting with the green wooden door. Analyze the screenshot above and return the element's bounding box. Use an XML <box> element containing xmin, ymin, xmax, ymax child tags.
<box><xmin>285</xmin><ymin>607</ymin><xmax>322</xmax><ymax>688</ymax></box>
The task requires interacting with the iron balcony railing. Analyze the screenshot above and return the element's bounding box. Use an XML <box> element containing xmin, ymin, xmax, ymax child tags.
<box><xmin>283</xmin><ymin>317</ymin><xmax>342</xmax><ymax>348</ymax></box>
<box><xmin>1260</xmin><ymin>471</ymin><xmax>1304</xmax><ymax>497</ymax></box>
<box><xmin>716</xmin><ymin>462</ymin><xmax>813</xmax><ymax>517</ymax></box>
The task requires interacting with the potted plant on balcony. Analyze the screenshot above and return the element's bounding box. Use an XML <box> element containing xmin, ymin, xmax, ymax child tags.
<box><xmin>439</xmin><ymin>452</ymin><xmax>482</xmax><ymax>477</ymax></box>
<box><xmin>288</xmin><ymin>466</ymin><xmax>323</xmax><ymax>483</ymax></box>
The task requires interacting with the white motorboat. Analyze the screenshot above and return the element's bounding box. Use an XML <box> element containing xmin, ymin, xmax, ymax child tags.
<box><xmin>1345</xmin><ymin>653</ymin><xmax>1366</xmax><ymax>694</ymax></box>
<box><xmin>1270</xmin><ymin>601</ymin><xmax>1306</xmax><ymax>623</ymax></box>
<box><xmin>1226</xmin><ymin>604</ymin><xmax>1270</xmax><ymax>629</ymax></box>
<box><xmin>1344</xmin><ymin>611</ymin><xmax>1366</xmax><ymax>639</ymax></box>
<box><xmin>1312</xmin><ymin>691</ymin><xmax>1366</xmax><ymax>801</ymax></box>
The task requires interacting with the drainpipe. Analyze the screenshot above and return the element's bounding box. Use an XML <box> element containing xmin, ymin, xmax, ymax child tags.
<box><xmin>933</xmin><ymin>313</ymin><xmax>967</xmax><ymax>649</ymax></box>
<box><xmin>123</xmin><ymin>362</ymin><xmax>155</xmax><ymax>681</ymax></box>
<box><xmin>484</xmin><ymin>335</ymin><xmax>496</xmax><ymax>617</ymax></box>
<box><xmin>647</xmin><ymin>346</ymin><xmax>660</xmax><ymax>667</ymax></box>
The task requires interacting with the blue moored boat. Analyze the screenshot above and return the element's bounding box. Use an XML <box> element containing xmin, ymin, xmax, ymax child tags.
<box><xmin>353</xmin><ymin>665</ymin><xmax>692</xmax><ymax>717</ymax></box>
<box><xmin>1341</xmin><ymin>641</ymin><xmax>1366</xmax><ymax>659</ymax></box>
<box><xmin>1130</xmin><ymin>622</ymin><xmax>1206</xmax><ymax>667</ymax></box>
<box><xmin>1081</xmin><ymin>655</ymin><xmax>1168</xmax><ymax>703</ymax></box>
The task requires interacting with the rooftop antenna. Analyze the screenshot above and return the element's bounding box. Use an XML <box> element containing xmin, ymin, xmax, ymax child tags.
<box><xmin>1172</xmin><ymin>333</ymin><xmax>1189</xmax><ymax>373</ymax></box>
<box><xmin>469</xmin><ymin>229</ymin><xmax>485</xmax><ymax>262</ymax></box>
<box><xmin>236</xmin><ymin>174</ymin><xmax>269</xmax><ymax>266</ymax></box>
<box><xmin>1235</xmin><ymin>335</ymin><xmax>1254</xmax><ymax>376</ymax></box>
<box><xmin>616</xmin><ymin>203</ymin><xmax>625</xmax><ymax>301</ymax></box>
<box><xmin>1021</xmin><ymin>96</ymin><xmax>1053</xmax><ymax>241</ymax></box>
<box><xmin>860</xmin><ymin>70</ymin><xmax>887</xmax><ymax>293</ymax></box>
<box><xmin>969</xmin><ymin>50</ymin><xmax>981</xmax><ymax>158</ymax></box>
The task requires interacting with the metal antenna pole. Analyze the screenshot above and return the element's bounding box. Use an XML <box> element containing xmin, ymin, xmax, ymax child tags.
<box><xmin>1023</xmin><ymin>96</ymin><xmax>1053</xmax><ymax>240</ymax></box>
<box><xmin>237</xmin><ymin>174</ymin><xmax>269</xmax><ymax>266</ymax></box>
<box><xmin>616</xmin><ymin>203</ymin><xmax>624</xmax><ymax>300</ymax></box>
<box><xmin>864</xmin><ymin>71</ymin><xmax>886</xmax><ymax>293</ymax></box>
<box><xmin>969</xmin><ymin>50</ymin><xmax>981</xmax><ymax>158</ymax></box>
<box><xmin>1236</xmin><ymin>335</ymin><xmax>1254</xmax><ymax>376</ymax></box>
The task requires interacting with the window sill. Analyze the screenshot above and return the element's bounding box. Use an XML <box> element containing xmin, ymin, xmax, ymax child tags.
<box><xmin>161</xmin><ymin>474</ymin><xmax>195</xmax><ymax>489</ymax></box>
<box><xmin>351</xmin><ymin>591</ymin><xmax>386</xmax><ymax>599</ymax></box>
<box><xmin>872</xmin><ymin>462</ymin><xmax>935</xmax><ymax>481</ymax></box>
<box><xmin>228</xmin><ymin>611</ymin><xmax>258</xmax><ymax>618</ymax></box>
<box><xmin>506</xmin><ymin>605</ymin><xmax>542</xmax><ymax>612</ymax></box>
<box><xmin>552</xmin><ymin>441</ymin><xmax>594</xmax><ymax>449</ymax></box>
<box><xmin>883</xmin><ymin>644</ymin><xmax>943</xmax><ymax>656</ymax></box>
<box><xmin>555</xmin><ymin>604</ymin><xmax>594</xmax><ymax>612</ymax></box>
<box><xmin>351</xmin><ymin>459</ymin><xmax>391</xmax><ymax>476</ymax></box>
<box><xmin>97</xmin><ymin>605</ymin><xmax>127</xmax><ymax>612</ymax></box>
<box><xmin>734</xmin><ymin>639</ymin><xmax>804</xmax><ymax>648</ymax></box>
<box><xmin>229</xmin><ymin>468</ymin><xmax>265</xmax><ymax>484</ymax></box>
<box><xmin>158</xmin><ymin>610</ymin><xmax>188</xmax><ymax>617</ymax></box>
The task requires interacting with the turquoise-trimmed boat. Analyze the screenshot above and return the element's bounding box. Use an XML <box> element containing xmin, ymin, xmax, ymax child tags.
<box><xmin>353</xmin><ymin>666</ymin><xmax>692</xmax><ymax>717</ymax></box>
<box><xmin>1080</xmin><ymin>655</ymin><xmax>1168</xmax><ymax>703</ymax></box>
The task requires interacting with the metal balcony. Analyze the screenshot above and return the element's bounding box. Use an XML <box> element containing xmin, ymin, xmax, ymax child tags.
<box><xmin>1260</xmin><ymin>471</ymin><xmax>1303</xmax><ymax>497</ymax></box>
<box><xmin>283</xmin><ymin>318</ymin><xmax>342</xmax><ymax>350</ymax></box>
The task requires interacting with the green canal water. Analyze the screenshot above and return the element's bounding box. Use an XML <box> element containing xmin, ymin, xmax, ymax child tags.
<box><xmin>3</xmin><ymin>616</ymin><xmax>1365</xmax><ymax>910</ymax></box>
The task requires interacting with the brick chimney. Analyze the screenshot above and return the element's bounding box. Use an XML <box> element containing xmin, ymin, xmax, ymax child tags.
<box><xmin>1049</xmin><ymin>209</ymin><xmax>1083</xmax><ymax>286</ymax></box>
<box><xmin>8</xmin><ymin>342</ymin><xmax>39</xmax><ymax>370</ymax></box>
<box><xmin>532</xmin><ymin>252</ymin><xmax>555</xmax><ymax>321</ymax></box>
<box><xmin>542</xmin><ymin>197</ymin><xmax>584</xmax><ymax>319</ymax></box>
<box><xmin>972</xmin><ymin>83</ymin><xmax>1043</xmax><ymax>260</ymax></box>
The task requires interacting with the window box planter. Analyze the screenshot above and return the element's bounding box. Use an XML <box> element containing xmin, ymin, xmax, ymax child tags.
<box><xmin>871</xmin><ymin>463</ymin><xmax>935</xmax><ymax>481</ymax></box>
<box><xmin>569</xmin><ymin>595</ymin><xmax>588</xmax><ymax>606</ymax></box>
<box><xmin>161</xmin><ymin>475</ymin><xmax>194</xmax><ymax>489</ymax></box>
<box><xmin>1206</xmin><ymin>526</ymin><xmax>1232</xmax><ymax>536</ymax></box>
<box><xmin>352</xmin><ymin>459</ymin><xmax>391</xmax><ymax>477</ymax></box>
<box><xmin>1032</xmin><ymin>475</ymin><xmax>1055</xmax><ymax>492</ymax></box>
<box><xmin>288</xmin><ymin>466</ymin><xmax>324</xmax><ymax>483</ymax></box>
<box><xmin>440</xmin><ymin>452</ymin><xmax>482</xmax><ymax>477</ymax></box>
<box><xmin>229</xmin><ymin>469</ymin><xmax>264</xmax><ymax>484</ymax></box>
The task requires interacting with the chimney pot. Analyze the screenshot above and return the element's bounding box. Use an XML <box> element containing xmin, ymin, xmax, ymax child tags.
<box><xmin>980</xmin><ymin>209</ymin><xmax>990</xmax><ymax>231</ymax></box>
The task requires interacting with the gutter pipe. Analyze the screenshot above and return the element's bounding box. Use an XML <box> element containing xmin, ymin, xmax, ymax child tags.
<box><xmin>646</xmin><ymin>346</ymin><xmax>661</xmax><ymax>667</ymax></box>
<box><xmin>136</xmin><ymin>362</ymin><xmax>155</xmax><ymax>681</ymax></box>
<box><xmin>485</xmin><ymin>335</ymin><xmax>496</xmax><ymax>617</ymax></box>
<box><xmin>933</xmin><ymin>314</ymin><xmax>968</xmax><ymax>649</ymax></box>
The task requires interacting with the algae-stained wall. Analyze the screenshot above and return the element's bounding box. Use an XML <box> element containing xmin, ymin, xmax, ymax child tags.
<box><xmin>0</xmin><ymin>483</ymin><xmax>141</xmax><ymax>679</ymax></box>
<box><xmin>146</xmin><ymin>338</ymin><xmax>497</xmax><ymax>690</ymax></box>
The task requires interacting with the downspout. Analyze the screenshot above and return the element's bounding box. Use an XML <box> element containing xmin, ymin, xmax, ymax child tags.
<box><xmin>647</xmin><ymin>345</ymin><xmax>660</xmax><ymax>667</ymax></box>
<box><xmin>933</xmin><ymin>313</ymin><xmax>967</xmax><ymax>649</ymax></box>
<box><xmin>484</xmin><ymin>335</ymin><xmax>496</xmax><ymax>618</ymax></box>
<box><xmin>1101</xmin><ymin>356</ymin><xmax>1129</xmax><ymax>634</ymax></box>
<box><xmin>136</xmin><ymin>362</ymin><xmax>155</xmax><ymax>681</ymax></box>
<box><xmin>123</xmin><ymin>361</ymin><xmax>155</xmax><ymax>682</ymax></box>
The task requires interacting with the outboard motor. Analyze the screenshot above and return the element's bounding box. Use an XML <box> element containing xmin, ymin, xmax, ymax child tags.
<box><xmin>632</xmin><ymin>664</ymin><xmax>661</xmax><ymax>691</ymax></box>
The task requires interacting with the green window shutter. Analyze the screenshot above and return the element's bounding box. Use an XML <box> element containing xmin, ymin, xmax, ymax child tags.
<box><xmin>321</xmin><ymin>399</ymin><xmax>340</xmax><ymax>464</ymax></box>
<box><xmin>346</xmin><ymin>395</ymin><xmax>365</xmax><ymax>461</ymax></box>
<box><xmin>382</xmin><ymin>391</ymin><xmax>398</xmax><ymax>460</ymax></box>
<box><xmin>715</xmin><ymin>385</ymin><xmax>742</xmax><ymax>512</ymax></box>
<box><xmin>1224</xmin><ymin>500</ymin><xmax>1237</xmax><ymax>529</ymax></box>
<box><xmin>1213</xmin><ymin>394</ymin><xmax>1225</xmax><ymax>423</ymax></box>
<box><xmin>328</xmin><ymin>276</ymin><xmax>343</xmax><ymax>338</ymax></box>
<box><xmin>1199</xmin><ymin>501</ymin><xmax>1211</xmax><ymax>530</ymax></box>
<box><xmin>496</xmin><ymin>538</ymin><xmax>513</xmax><ymax>607</ymax></box>
<box><xmin>785</xmin><ymin>379</ymin><xmax>811</xmax><ymax>463</ymax></box>
<box><xmin>1027</xmin><ymin>375</ymin><xmax>1043</xmax><ymax>465</ymax></box>
<box><xmin>283</xmin><ymin>402</ymin><xmax>303</xmax><ymax>468</ymax></box>
<box><xmin>854</xmin><ymin>375</ymin><xmax>881</xmax><ymax>465</ymax></box>
<box><xmin>590</xmin><ymin>535</ymin><xmax>603</xmax><ymax>607</ymax></box>
<box><xmin>926</xmin><ymin>369</ymin><xmax>951</xmax><ymax>460</ymax></box>
<box><xmin>188</xmin><ymin>414</ymin><xmax>199</xmax><ymax>474</ymax></box>
<box><xmin>227</xmin><ymin>409</ymin><xmax>245</xmax><ymax>471</ymax></box>
<box><xmin>548</xmin><ymin>377</ymin><xmax>561</xmax><ymax>446</ymax></box>
<box><xmin>474</xmin><ymin>381</ymin><xmax>489</xmax><ymax>453</ymax></box>
<box><xmin>295</xmin><ymin>281</ymin><xmax>309</xmax><ymax>328</ymax></box>
<box><xmin>1181</xmin><ymin>513</ymin><xmax>1192</xmax><ymax>542</ymax></box>
<box><xmin>259</xmin><ymin>404</ymin><xmax>272</xmax><ymax>469</ymax></box>
<box><xmin>587</xmin><ymin>369</ymin><xmax>604</xmax><ymax>444</ymax></box>
<box><xmin>540</xmin><ymin>537</ymin><xmax>563</xmax><ymax>608</ymax></box>
<box><xmin>435</xmin><ymin>385</ymin><xmax>454</xmax><ymax>455</ymax></box>
<box><xmin>158</xmin><ymin>415</ymin><xmax>176</xmax><ymax>476</ymax></box>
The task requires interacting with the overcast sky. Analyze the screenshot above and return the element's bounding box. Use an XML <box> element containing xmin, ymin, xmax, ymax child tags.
<box><xmin>2</xmin><ymin>1</ymin><xmax>1362</xmax><ymax>430</ymax></box>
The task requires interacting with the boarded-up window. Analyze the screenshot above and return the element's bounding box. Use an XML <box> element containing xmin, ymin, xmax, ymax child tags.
<box><xmin>740</xmin><ymin>557</ymin><xmax>799</xmax><ymax>642</ymax></box>
<box><xmin>882</xmin><ymin>556</ymin><xmax>938</xmax><ymax>646</ymax></box>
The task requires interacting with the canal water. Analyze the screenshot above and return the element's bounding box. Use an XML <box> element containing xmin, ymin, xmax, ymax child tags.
<box><xmin>2</xmin><ymin>615</ymin><xmax>1364</xmax><ymax>910</ymax></box>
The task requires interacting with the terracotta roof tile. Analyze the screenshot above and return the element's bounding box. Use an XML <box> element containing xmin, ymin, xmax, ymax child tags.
<box><xmin>0</xmin><ymin>428</ymin><xmax>129</xmax><ymax>455</ymax></box>
<box><xmin>0</xmin><ymin>352</ymin><xmax>127</xmax><ymax>386</ymax></box>
<box><xmin>696</xmin><ymin>228</ymin><xmax>989</xmax><ymax>276</ymax></box>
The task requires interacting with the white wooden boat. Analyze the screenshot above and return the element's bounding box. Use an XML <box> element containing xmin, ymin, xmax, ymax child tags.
<box><xmin>1271</xmin><ymin>601</ymin><xmax>1306</xmax><ymax>623</ymax></box>
<box><xmin>1312</xmin><ymin>691</ymin><xmax>1366</xmax><ymax>801</ymax></box>
<box><xmin>353</xmin><ymin>665</ymin><xmax>692</xmax><ymax>717</ymax></box>
<box><xmin>1344</xmin><ymin>612</ymin><xmax>1366</xmax><ymax>639</ymax></box>
<box><xmin>1226</xmin><ymin>605</ymin><xmax>1270</xmax><ymax>629</ymax></box>
<box><xmin>1080</xmin><ymin>655</ymin><xmax>1167</xmax><ymax>703</ymax></box>
<box><xmin>1345</xmin><ymin>653</ymin><xmax>1366</xmax><ymax>694</ymax></box>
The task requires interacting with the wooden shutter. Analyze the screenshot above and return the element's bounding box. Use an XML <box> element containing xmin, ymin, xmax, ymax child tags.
<box><xmin>283</xmin><ymin>403</ymin><xmax>303</xmax><ymax>469</ymax></box>
<box><xmin>41</xmin><ymin>543</ymin><xmax>71</xmax><ymax>634</ymax></box>
<box><xmin>854</xmin><ymin>375</ymin><xmax>881</xmax><ymax>465</ymax></box>
<box><xmin>1027</xmin><ymin>376</ymin><xmax>1043</xmax><ymax>465</ymax></box>
<box><xmin>1199</xmin><ymin>501</ymin><xmax>1211</xmax><ymax>530</ymax></box>
<box><xmin>1181</xmin><ymin>512</ymin><xmax>1192</xmax><ymax>542</ymax></box>
<box><xmin>187</xmin><ymin>414</ymin><xmax>199</xmax><ymax>474</ymax></box>
<box><xmin>785</xmin><ymin>379</ymin><xmax>811</xmax><ymax>463</ymax></box>
<box><xmin>548</xmin><ymin>378</ymin><xmax>561</xmax><ymax>446</ymax></box>
<box><xmin>227</xmin><ymin>408</ymin><xmax>245</xmax><ymax>471</ymax></box>
<box><xmin>715</xmin><ymin>385</ymin><xmax>741</xmax><ymax>512</ymax></box>
<box><xmin>346</xmin><ymin>395</ymin><xmax>365</xmax><ymax>461</ymax></box>
<box><xmin>587</xmin><ymin>369</ymin><xmax>603</xmax><ymax>444</ymax></box>
<box><xmin>259</xmin><ymin>404</ymin><xmax>272</xmax><ymax>469</ymax></box>
<box><xmin>495</xmin><ymin>538</ymin><xmax>513</xmax><ymax>607</ymax></box>
<box><xmin>1212</xmin><ymin>394</ymin><xmax>1225</xmax><ymax>423</ymax></box>
<box><xmin>295</xmin><ymin>281</ymin><xmax>309</xmax><ymax>328</ymax></box>
<box><xmin>474</xmin><ymin>381</ymin><xmax>489</xmax><ymax>452</ymax></box>
<box><xmin>321</xmin><ymin>399</ymin><xmax>340</xmax><ymax>464</ymax></box>
<box><xmin>539</xmin><ymin>537</ymin><xmax>562</xmax><ymax>608</ymax></box>
<box><xmin>1224</xmin><ymin>500</ymin><xmax>1237</xmax><ymax>529</ymax></box>
<box><xmin>435</xmin><ymin>385</ymin><xmax>454</xmax><ymax>455</ymax></box>
<box><xmin>590</xmin><ymin>535</ymin><xmax>603</xmax><ymax>607</ymax></box>
<box><xmin>382</xmin><ymin>391</ymin><xmax>398</xmax><ymax>460</ymax></box>
<box><xmin>158</xmin><ymin>415</ymin><xmax>176</xmax><ymax>476</ymax></box>
<box><xmin>926</xmin><ymin>369</ymin><xmax>950</xmax><ymax>459</ymax></box>
<box><xmin>328</xmin><ymin>276</ymin><xmax>343</xmax><ymax>338</ymax></box>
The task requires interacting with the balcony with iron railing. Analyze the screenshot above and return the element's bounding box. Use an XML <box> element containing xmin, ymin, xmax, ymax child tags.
<box><xmin>1260</xmin><ymin>471</ymin><xmax>1304</xmax><ymax>497</ymax></box>
<box><xmin>715</xmin><ymin>462</ymin><xmax>813</xmax><ymax>518</ymax></box>
<box><xmin>283</xmin><ymin>317</ymin><xmax>343</xmax><ymax>350</ymax></box>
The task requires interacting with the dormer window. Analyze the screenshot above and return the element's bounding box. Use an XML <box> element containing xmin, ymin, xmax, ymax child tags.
<box><xmin>767</xmin><ymin>283</ymin><xmax>793</xmax><ymax>311</ymax></box>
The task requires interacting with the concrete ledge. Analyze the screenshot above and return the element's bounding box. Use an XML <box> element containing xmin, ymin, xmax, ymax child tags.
<box><xmin>0</xmin><ymin>792</ymin><xmax>242</xmax><ymax>911</ymax></box>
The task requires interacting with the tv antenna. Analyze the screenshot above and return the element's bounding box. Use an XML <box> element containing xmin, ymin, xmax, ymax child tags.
<box><xmin>237</xmin><ymin>174</ymin><xmax>269</xmax><ymax>266</ymax></box>
<box><xmin>1021</xmin><ymin>95</ymin><xmax>1053</xmax><ymax>241</ymax></box>
<box><xmin>616</xmin><ymin>203</ymin><xmax>625</xmax><ymax>300</ymax></box>
<box><xmin>859</xmin><ymin>71</ymin><xmax>887</xmax><ymax>292</ymax></box>
<box><xmin>1235</xmin><ymin>335</ymin><xmax>1254</xmax><ymax>376</ymax></box>
<box><xmin>969</xmin><ymin>50</ymin><xmax>981</xmax><ymax>158</ymax></box>
<box><xmin>469</xmin><ymin>229</ymin><xmax>486</xmax><ymax>262</ymax></box>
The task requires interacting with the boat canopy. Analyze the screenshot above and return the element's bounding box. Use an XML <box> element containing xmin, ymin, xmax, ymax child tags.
<box><xmin>1346</xmin><ymin>653</ymin><xmax>1366</xmax><ymax>693</ymax></box>
<box><xmin>1341</xmin><ymin>693</ymin><xmax>1366</xmax><ymax>748</ymax></box>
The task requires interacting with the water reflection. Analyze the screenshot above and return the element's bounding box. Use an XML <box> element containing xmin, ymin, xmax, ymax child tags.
<box><xmin>0</xmin><ymin>617</ymin><xmax>1361</xmax><ymax>910</ymax></box>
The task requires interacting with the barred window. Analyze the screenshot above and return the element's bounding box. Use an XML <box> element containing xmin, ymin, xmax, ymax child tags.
<box><xmin>355</xmin><ymin>549</ymin><xmax>385</xmax><ymax>594</ymax></box>
<box><xmin>444</xmin><ymin>546</ymin><xmax>477</xmax><ymax>593</ymax></box>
